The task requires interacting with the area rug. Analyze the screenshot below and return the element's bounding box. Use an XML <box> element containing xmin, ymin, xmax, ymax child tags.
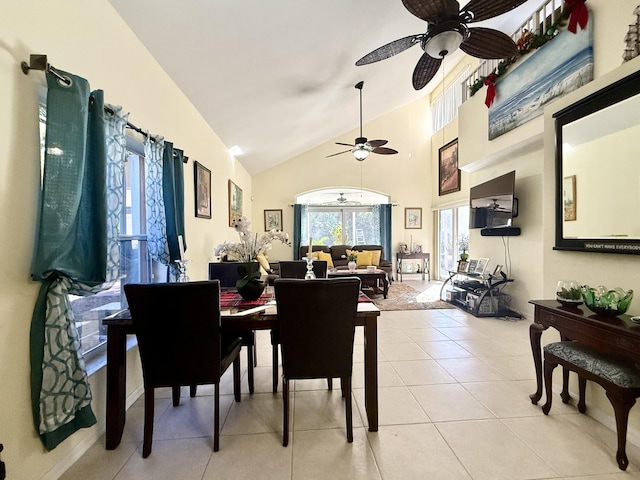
<box><xmin>369</xmin><ymin>282</ymin><xmax>453</xmax><ymax>311</ymax></box>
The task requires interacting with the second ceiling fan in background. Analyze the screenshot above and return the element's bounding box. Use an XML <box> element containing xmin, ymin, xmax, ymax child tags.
<box><xmin>327</xmin><ymin>81</ymin><xmax>398</xmax><ymax>161</ymax></box>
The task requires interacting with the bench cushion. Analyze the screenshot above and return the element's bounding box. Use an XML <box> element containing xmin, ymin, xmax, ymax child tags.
<box><xmin>544</xmin><ymin>341</ymin><xmax>640</xmax><ymax>389</ymax></box>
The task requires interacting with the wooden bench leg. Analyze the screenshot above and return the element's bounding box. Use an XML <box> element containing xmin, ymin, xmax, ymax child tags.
<box><xmin>542</xmin><ymin>358</ymin><xmax>557</xmax><ymax>415</ymax></box>
<box><xmin>577</xmin><ymin>376</ymin><xmax>587</xmax><ymax>413</ymax></box>
<box><xmin>606</xmin><ymin>392</ymin><xmax>635</xmax><ymax>471</ymax></box>
<box><xmin>561</xmin><ymin>367</ymin><xmax>571</xmax><ymax>403</ymax></box>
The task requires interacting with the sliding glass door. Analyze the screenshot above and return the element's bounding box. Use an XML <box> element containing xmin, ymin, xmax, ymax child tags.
<box><xmin>437</xmin><ymin>205</ymin><xmax>469</xmax><ymax>279</ymax></box>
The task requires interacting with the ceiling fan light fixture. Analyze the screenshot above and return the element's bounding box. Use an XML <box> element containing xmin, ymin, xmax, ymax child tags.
<box><xmin>424</xmin><ymin>29</ymin><xmax>464</xmax><ymax>58</ymax></box>
<box><xmin>353</xmin><ymin>147</ymin><xmax>370</xmax><ymax>161</ymax></box>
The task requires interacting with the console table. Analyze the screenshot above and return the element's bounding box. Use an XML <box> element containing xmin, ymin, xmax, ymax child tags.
<box><xmin>396</xmin><ymin>252</ymin><xmax>430</xmax><ymax>282</ymax></box>
<box><xmin>528</xmin><ymin>300</ymin><xmax>640</xmax><ymax>405</ymax></box>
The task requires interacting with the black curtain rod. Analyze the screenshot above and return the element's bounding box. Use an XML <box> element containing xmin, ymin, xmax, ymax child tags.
<box><xmin>22</xmin><ymin>54</ymin><xmax>188</xmax><ymax>163</ymax></box>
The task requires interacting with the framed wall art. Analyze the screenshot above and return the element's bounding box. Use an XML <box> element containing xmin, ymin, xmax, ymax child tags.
<box><xmin>194</xmin><ymin>161</ymin><xmax>211</xmax><ymax>219</ymax></box>
<box><xmin>228</xmin><ymin>179</ymin><xmax>243</xmax><ymax>226</ymax></box>
<box><xmin>405</xmin><ymin>207</ymin><xmax>422</xmax><ymax>229</ymax></box>
<box><xmin>438</xmin><ymin>138</ymin><xmax>460</xmax><ymax>196</ymax></box>
<box><xmin>264</xmin><ymin>209</ymin><xmax>283</xmax><ymax>231</ymax></box>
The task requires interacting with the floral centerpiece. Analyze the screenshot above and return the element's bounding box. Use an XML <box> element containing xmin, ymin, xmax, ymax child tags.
<box><xmin>214</xmin><ymin>216</ymin><xmax>290</xmax><ymax>299</ymax></box>
<box><xmin>458</xmin><ymin>234</ymin><xmax>469</xmax><ymax>261</ymax></box>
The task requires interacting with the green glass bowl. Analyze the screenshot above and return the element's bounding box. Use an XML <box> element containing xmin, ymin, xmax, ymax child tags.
<box><xmin>581</xmin><ymin>285</ymin><xmax>634</xmax><ymax>316</ymax></box>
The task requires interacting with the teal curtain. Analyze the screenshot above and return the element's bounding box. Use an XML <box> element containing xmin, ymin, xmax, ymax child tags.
<box><xmin>30</xmin><ymin>71</ymin><xmax>127</xmax><ymax>449</ymax></box>
<box><xmin>162</xmin><ymin>142</ymin><xmax>186</xmax><ymax>279</ymax></box>
<box><xmin>378</xmin><ymin>204</ymin><xmax>392</xmax><ymax>261</ymax></box>
<box><xmin>144</xmin><ymin>136</ymin><xmax>171</xmax><ymax>268</ymax></box>
<box><xmin>293</xmin><ymin>204</ymin><xmax>304</xmax><ymax>260</ymax></box>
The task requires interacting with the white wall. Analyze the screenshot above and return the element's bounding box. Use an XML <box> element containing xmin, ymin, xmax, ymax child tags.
<box><xmin>0</xmin><ymin>1</ymin><xmax>250</xmax><ymax>478</ymax></box>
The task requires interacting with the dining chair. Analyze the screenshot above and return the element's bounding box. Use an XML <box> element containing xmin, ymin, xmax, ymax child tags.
<box><xmin>274</xmin><ymin>277</ymin><xmax>361</xmax><ymax>446</ymax></box>
<box><xmin>209</xmin><ymin>262</ymin><xmax>257</xmax><ymax>394</ymax></box>
<box><xmin>124</xmin><ymin>280</ymin><xmax>242</xmax><ymax>457</ymax></box>
<box><xmin>270</xmin><ymin>260</ymin><xmax>329</xmax><ymax>392</ymax></box>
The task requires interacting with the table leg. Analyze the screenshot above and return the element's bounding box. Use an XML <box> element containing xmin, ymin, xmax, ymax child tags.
<box><xmin>106</xmin><ymin>326</ymin><xmax>127</xmax><ymax>449</ymax></box>
<box><xmin>363</xmin><ymin>315</ymin><xmax>379</xmax><ymax>431</ymax></box>
<box><xmin>382</xmin><ymin>276</ymin><xmax>389</xmax><ymax>299</ymax></box>
<box><xmin>529</xmin><ymin>322</ymin><xmax>547</xmax><ymax>404</ymax></box>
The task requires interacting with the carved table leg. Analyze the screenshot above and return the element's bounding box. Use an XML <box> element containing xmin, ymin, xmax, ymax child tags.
<box><xmin>529</xmin><ymin>322</ymin><xmax>547</xmax><ymax>404</ymax></box>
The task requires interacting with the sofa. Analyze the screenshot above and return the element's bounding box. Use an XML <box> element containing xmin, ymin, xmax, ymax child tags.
<box><xmin>297</xmin><ymin>244</ymin><xmax>393</xmax><ymax>281</ymax></box>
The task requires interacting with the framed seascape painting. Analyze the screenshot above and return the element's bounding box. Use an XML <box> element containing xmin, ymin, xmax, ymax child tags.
<box><xmin>405</xmin><ymin>208</ymin><xmax>422</xmax><ymax>229</ymax></box>
<box><xmin>228</xmin><ymin>180</ymin><xmax>243</xmax><ymax>226</ymax></box>
<box><xmin>194</xmin><ymin>161</ymin><xmax>211</xmax><ymax>219</ymax></box>
<box><xmin>264</xmin><ymin>209</ymin><xmax>283</xmax><ymax>231</ymax></box>
<box><xmin>438</xmin><ymin>138</ymin><xmax>460</xmax><ymax>196</ymax></box>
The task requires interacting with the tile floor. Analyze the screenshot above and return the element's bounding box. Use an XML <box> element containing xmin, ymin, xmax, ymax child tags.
<box><xmin>60</xmin><ymin>281</ymin><xmax>640</xmax><ymax>480</ymax></box>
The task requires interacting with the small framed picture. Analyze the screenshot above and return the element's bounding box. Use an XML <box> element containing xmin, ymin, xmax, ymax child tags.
<box><xmin>492</xmin><ymin>264</ymin><xmax>504</xmax><ymax>276</ymax></box>
<box><xmin>228</xmin><ymin>180</ymin><xmax>243</xmax><ymax>226</ymax></box>
<box><xmin>399</xmin><ymin>243</ymin><xmax>410</xmax><ymax>254</ymax></box>
<box><xmin>467</xmin><ymin>259</ymin><xmax>478</xmax><ymax>273</ymax></box>
<box><xmin>413</xmin><ymin>244</ymin><xmax>422</xmax><ymax>253</ymax></box>
<box><xmin>264</xmin><ymin>209</ymin><xmax>283</xmax><ymax>231</ymax></box>
<box><xmin>405</xmin><ymin>207</ymin><xmax>422</xmax><ymax>229</ymax></box>
<box><xmin>475</xmin><ymin>257</ymin><xmax>489</xmax><ymax>275</ymax></box>
<box><xmin>194</xmin><ymin>161</ymin><xmax>211</xmax><ymax>219</ymax></box>
<box><xmin>457</xmin><ymin>260</ymin><xmax>469</xmax><ymax>273</ymax></box>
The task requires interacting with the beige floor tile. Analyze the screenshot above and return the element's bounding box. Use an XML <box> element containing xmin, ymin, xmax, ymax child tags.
<box><xmin>417</xmin><ymin>340</ymin><xmax>474</xmax><ymax>359</ymax></box>
<box><xmin>411</xmin><ymin>383</ymin><xmax>495</xmax><ymax>422</ymax></box>
<box><xmin>202</xmin><ymin>432</ymin><xmax>291</xmax><ymax>479</ymax></box>
<box><xmin>384</xmin><ymin>316</ymin><xmax>430</xmax><ymax>329</ymax></box>
<box><xmin>462</xmin><ymin>380</ymin><xmax>549</xmax><ymax>418</ymax></box>
<box><xmin>367</xmin><ymin>424</ymin><xmax>472</xmax><ymax>479</ymax></box>
<box><xmin>436</xmin><ymin>419</ymin><xmax>558</xmax><ymax>480</ymax></box>
<box><xmin>222</xmin><ymin>392</ymin><xmax>283</xmax><ymax>435</ymax></box>
<box><xmin>502</xmin><ymin>415</ymin><xmax>624</xmax><ymax>476</ymax></box>
<box><xmin>437</xmin><ymin>326</ymin><xmax>489</xmax><ymax>340</ymax></box>
<box><xmin>479</xmin><ymin>354</ymin><xmax>537</xmax><ymax>380</ymax></box>
<box><xmin>291</xmin><ymin>428</ymin><xmax>382</xmax><ymax>480</ymax></box>
<box><xmin>436</xmin><ymin>357</ymin><xmax>507</xmax><ymax>382</ymax></box>
<box><xmin>354</xmin><ymin>385</ymin><xmax>430</xmax><ymax>426</ymax></box>
<box><xmin>293</xmin><ymin>389</ymin><xmax>364</xmax><ymax>431</ymax></box>
<box><xmin>59</xmin><ymin>442</ymin><xmax>138</xmax><ymax>480</ymax></box>
<box><xmin>390</xmin><ymin>359</ymin><xmax>457</xmax><ymax>385</ymax></box>
<box><xmin>401</xmin><ymin>327</ymin><xmax>450</xmax><ymax>342</ymax></box>
<box><xmin>379</xmin><ymin>342</ymin><xmax>431</xmax><ymax>361</ymax></box>
<box><xmin>377</xmin><ymin>328</ymin><xmax>413</xmax><ymax>344</ymax></box>
<box><xmin>421</xmin><ymin>315</ymin><xmax>467</xmax><ymax>328</ymax></box>
<box><xmin>455</xmin><ymin>337</ymin><xmax>525</xmax><ymax>357</ymax></box>
<box><xmin>113</xmin><ymin>437</ymin><xmax>215</xmax><ymax>480</ymax></box>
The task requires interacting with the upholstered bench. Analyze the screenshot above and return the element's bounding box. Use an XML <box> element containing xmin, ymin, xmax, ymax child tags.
<box><xmin>542</xmin><ymin>341</ymin><xmax>640</xmax><ymax>470</ymax></box>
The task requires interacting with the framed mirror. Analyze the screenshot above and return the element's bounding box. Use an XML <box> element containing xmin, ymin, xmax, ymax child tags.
<box><xmin>554</xmin><ymin>69</ymin><xmax>640</xmax><ymax>254</ymax></box>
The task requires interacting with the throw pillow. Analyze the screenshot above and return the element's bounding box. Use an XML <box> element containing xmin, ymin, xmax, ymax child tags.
<box><xmin>347</xmin><ymin>249</ymin><xmax>373</xmax><ymax>267</ymax></box>
<box><xmin>359</xmin><ymin>249</ymin><xmax>381</xmax><ymax>266</ymax></box>
<box><xmin>256</xmin><ymin>253</ymin><xmax>271</xmax><ymax>273</ymax></box>
<box><xmin>315</xmin><ymin>250</ymin><xmax>334</xmax><ymax>268</ymax></box>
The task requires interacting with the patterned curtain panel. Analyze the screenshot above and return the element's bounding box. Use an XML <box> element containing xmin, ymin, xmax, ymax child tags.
<box><xmin>144</xmin><ymin>136</ymin><xmax>170</xmax><ymax>267</ymax></box>
<box><xmin>30</xmin><ymin>72</ymin><xmax>127</xmax><ymax>449</ymax></box>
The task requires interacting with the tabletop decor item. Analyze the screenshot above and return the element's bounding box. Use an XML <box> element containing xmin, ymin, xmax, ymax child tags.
<box><xmin>581</xmin><ymin>285</ymin><xmax>634</xmax><ymax>316</ymax></box>
<box><xmin>347</xmin><ymin>253</ymin><xmax>357</xmax><ymax>272</ymax></box>
<box><xmin>556</xmin><ymin>280</ymin><xmax>582</xmax><ymax>307</ymax></box>
<box><xmin>215</xmin><ymin>216</ymin><xmax>290</xmax><ymax>299</ymax></box>
<box><xmin>458</xmin><ymin>234</ymin><xmax>469</xmax><ymax>261</ymax></box>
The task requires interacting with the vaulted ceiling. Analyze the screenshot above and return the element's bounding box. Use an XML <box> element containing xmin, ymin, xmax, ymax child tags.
<box><xmin>108</xmin><ymin>0</ymin><xmax>541</xmax><ymax>175</ymax></box>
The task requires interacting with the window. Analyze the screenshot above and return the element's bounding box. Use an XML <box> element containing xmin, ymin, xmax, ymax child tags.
<box><xmin>39</xmin><ymin>106</ymin><xmax>152</xmax><ymax>357</ymax></box>
<box><xmin>431</xmin><ymin>67</ymin><xmax>470</xmax><ymax>133</ymax></box>
<box><xmin>304</xmin><ymin>206</ymin><xmax>381</xmax><ymax>246</ymax></box>
<box><xmin>437</xmin><ymin>205</ymin><xmax>469</xmax><ymax>279</ymax></box>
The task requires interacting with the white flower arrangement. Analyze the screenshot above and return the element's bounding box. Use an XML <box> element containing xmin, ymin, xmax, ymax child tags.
<box><xmin>214</xmin><ymin>216</ymin><xmax>291</xmax><ymax>263</ymax></box>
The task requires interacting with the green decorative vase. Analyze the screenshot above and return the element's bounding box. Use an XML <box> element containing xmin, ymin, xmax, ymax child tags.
<box><xmin>460</xmin><ymin>251</ymin><xmax>469</xmax><ymax>261</ymax></box>
<box><xmin>236</xmin><ymin>262</ymin><xmax>265</xmax><ymax>300</ymax></box>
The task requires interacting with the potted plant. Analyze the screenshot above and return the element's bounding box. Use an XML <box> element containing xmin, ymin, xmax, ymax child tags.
<box><xmin>347</xmin><ymin>252</ymin><xmax>357</xmax><ymax>272</ymax></box>
<box><xmin>458</xmin><ymin>234</ymin><xmax>470</xmax><ymax>261</ymax></box>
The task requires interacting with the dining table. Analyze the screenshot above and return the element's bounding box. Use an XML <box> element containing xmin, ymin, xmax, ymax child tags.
<box><xmin>102</xmin><ymin>287</ymin><xmax>381</xmax><ymax>450</ymax></box>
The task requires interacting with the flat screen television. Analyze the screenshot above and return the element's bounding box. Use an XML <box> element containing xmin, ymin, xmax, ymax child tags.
<box><xmin>469</xmin><ymin>170</ymin><xmax>519</xmax><ymax>235</ymax></box>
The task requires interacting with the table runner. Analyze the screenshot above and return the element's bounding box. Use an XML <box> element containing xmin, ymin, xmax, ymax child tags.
<box><xmin>219</xmin><ymin>290</ymin><xmax>372</xmax><ymax>309</ymax></box>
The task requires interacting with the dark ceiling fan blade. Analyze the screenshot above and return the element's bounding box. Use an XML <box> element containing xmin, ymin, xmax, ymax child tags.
<box><xmin>372</xmin><ymin>147</ymin><xmax>399</xmax><ymax>155</ymax></box>
<box><xmin>460</xmin><ymin>27</ymin><xmax>517</xmax><ymax>59</ymax></box>
<box><xmin>412</xmin><ymin>53</ymin><xmax>442</xmax><ymax>90</ymax></box>
<box><xmin>335</xmin><ymin>142</ymin><xmax>355</xmax><ymax>147</ymax></box>
<box><xmin>462</xmin><ymin>0</ymin><xmax>529</xmax><ymax>23</ymax></box>
<box><xmin>401</xmin><ymin>0</ymin><xmax>459</xmax><ymax>21</ymax></box>
<box><xmin>326</xmin><ymin>149</ymin><xmax>352</xmax><ymax>158</ymax></box>
<box><xmin>366</xmin><ymin>139</ymin><xmax>388</xmax><ymax>148</ymax></box>
<box><xmin>356</xmin><ymin>35</ymin><xmax>423</xmax><ymax>66</ymax></box>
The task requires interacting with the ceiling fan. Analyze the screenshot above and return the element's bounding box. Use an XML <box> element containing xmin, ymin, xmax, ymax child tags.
<box><xmin>326</xmin><ymin>81</ymin><xmax>398</xmax><ymax>161</ymax></box>
<box><xmin>356</xmin><ymin>0</ymin><xmax>526</xmax><ymax>90</ymax></box>
<box><xmin>337</xmin><ymin>193</ymin><xmax>347</xmax><ymax>203</ymax></box>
